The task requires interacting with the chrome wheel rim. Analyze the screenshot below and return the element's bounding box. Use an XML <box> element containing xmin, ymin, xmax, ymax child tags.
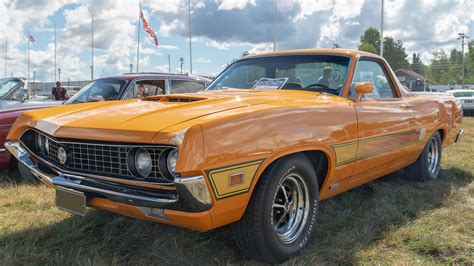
<box><xmin>427</xmin><ymin>137</ymin><xmax>439</xmax><ymax>174</ymax></box>
<box><xmin>272</xmin><ymin>173</ymin><xmax>310</xmax><ymax>244</ymax></box>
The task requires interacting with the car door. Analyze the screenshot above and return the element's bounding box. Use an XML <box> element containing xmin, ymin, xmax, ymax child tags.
<box><xmin>349</xmin><ymin>58</ymin><xmax>418</xmax><ymax>184</ymax></box>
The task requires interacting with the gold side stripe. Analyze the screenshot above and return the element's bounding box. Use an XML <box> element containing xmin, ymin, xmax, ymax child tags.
<box><xmin>332</xmin><ymin>129</ymin><xmax>422</xmax><ymax>167</ymax></box>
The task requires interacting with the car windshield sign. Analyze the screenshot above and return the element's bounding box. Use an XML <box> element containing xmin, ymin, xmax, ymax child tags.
<box><xmin>66</xmin><ymin>78</ymin><xmax>127</xmax><ymax>104</ymax></box>
<box><xmin>206</xmin><ymin>55</ymin><xmax>350</xmax><ymax>95</ymax></box>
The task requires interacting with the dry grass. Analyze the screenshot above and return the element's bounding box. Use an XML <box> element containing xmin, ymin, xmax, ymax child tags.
<box><xmin>0</xmin><ymin>118</ymin><xmax>473</xmax><ymax>265</ymax></box>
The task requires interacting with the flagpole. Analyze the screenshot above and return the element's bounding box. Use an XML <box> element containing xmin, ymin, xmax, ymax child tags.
<box><xmin>4</xmin><ymin>36</ymin><xmax>6</xmax><ymax>79</ymax></box>
<box><xmin>136</xmin><ymin>2</ymin><xmax>141</xmax><ymax>73</ymax></box>
<box><xmin>91</xmin><ymin>12</ymin><xmax>94</xmax><ymax>80</ymax></box>
<box><xmin>188</xmin><ymin>0</ymin><xmax>192</xmax><ymax>73</ymax></box>
<box><xmin>27</xmin><ymin>31</ymin><xmax>30</xmax><ymax>97</ymax></box>
<box><xmin>54</xmin><ymin>23</ymin><xmax>57</xmax><ymax>82</ymax></box>
<box><xmin>273</xmin><ymin>0</ymin><xmax>277</xmax><ymax>51</ymax></box>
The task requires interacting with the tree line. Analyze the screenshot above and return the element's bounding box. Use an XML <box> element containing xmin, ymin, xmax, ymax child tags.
<box><xmin>358</xmin><ymin>28</ymin><xmax>474</xmax><ymax>85</ymax></box>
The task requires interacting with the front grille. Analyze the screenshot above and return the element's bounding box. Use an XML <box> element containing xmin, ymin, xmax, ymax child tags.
<box><xmin>22</xmin><ymin>130</ymin><xmax>175</xmax><ymax>184</ymax></box>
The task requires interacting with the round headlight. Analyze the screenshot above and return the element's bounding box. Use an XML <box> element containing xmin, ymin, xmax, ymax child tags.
<box><xmin>36</xmin><ymin>134</ymin><xmax>46</xmax><ymax>153</ymax></box>
<box><xmin>134</xmin><ymin>148</ymin><xmax>153</xmax><ymax>177</ymax></box>
<box><xmin>166</xmin><ymin>148</ymin><xmax>179</xmax><ymax>177</ymax></box>
<box><xmin>44</xmin><ymin>137</ymin><xmax>50</xmax><ymax>154</ymax></box>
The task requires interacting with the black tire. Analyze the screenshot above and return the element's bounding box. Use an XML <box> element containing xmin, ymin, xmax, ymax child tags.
<box><xmin>17</xmin><ymin>160</ymin><xmax>38</xmax><ymax>183</ymax></box>
<box><xmin>404</xmin><ymin>131</ymin><xmax>442</xmax><ymax>181</ymax></box>
<box><xmin>231</xmin><ymin>154</ymin><xmax>319</xmax><ymax>263</ymax></box>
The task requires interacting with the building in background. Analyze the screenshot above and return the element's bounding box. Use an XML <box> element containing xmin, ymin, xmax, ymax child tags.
<box><xmin>395</xmin><ymin>69</ymin><xmax>431</xmax><ymax>92</ymax></box>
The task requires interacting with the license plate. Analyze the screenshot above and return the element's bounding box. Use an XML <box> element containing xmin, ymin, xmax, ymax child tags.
<box><xmin>55</xmin><ymin>187</ymin><xmax>86</xmax><ymax>216</ymax></box>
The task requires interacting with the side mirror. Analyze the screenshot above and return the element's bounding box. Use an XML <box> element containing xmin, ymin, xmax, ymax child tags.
<box><xmin>354</xmin><ymin>82</ymin><xmax>374</xmax><ymax>101</ymax></box>
<box><xmin>22</xmin><ymin>92</ymin><xmax>30</xmax><ymax>102</ymax></box>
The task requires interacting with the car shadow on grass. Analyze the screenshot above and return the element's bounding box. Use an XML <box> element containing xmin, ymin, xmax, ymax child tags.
<box><xmin>0</xmin><ymin>167</ymin><xmax>472</xmax><ymax>265</ymax></box>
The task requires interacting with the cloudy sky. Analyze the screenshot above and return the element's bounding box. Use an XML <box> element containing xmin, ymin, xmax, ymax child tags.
<box><xmin>0</xmin><ymin>0</ymin><xmax>473</xmax><ymax>81</ymax></box>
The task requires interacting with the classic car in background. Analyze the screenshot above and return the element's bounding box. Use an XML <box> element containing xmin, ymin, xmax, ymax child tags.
<box><xmin>446</xmin><ymin>89</ymin><xmax>474</xmax><ymax>116</ymax></box>
<box><xmin>1</xmin><ymin>74</ymin><xmax>211</xmax><ymax>178</ymax></box>
<box><xmin>0</xmin><ymin>78</ymin><xmax>60</xmax><ymax>172</ymax></box>
<box><xmin>66</xmin><ymin>73</ymin><xmax>211</xmax><ymax>104</ymax></box>
<box><xmin>5</xmin><ymin>49</ymin><xmax>463</xmax><ymax>263</ymax></box>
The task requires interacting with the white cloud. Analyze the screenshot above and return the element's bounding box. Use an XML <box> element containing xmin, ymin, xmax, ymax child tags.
<box><xmin>196</xmin><ymin>57</ymin><xmax>210</xmax><ymax>63</ymax></box>
<box><xmin>206</xmin><ymin>40</ymin><xmax>231</xmax><ymax>50</ymax></box>
<box><xmin>218</xmin><ymin>0</ymin><xmax>256</xmax><ymax>10</ymax></box>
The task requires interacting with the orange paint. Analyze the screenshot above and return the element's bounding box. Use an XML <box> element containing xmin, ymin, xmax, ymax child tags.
<box><xmin>7</xmin><ymin>49</ymin><xmax>463</xmax><ymax>231</ymax></box>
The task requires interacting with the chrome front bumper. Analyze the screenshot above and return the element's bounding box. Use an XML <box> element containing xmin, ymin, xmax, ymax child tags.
<box><xmin>5</xmin><ymin>141</ymin><xmax>212</xmax><ymax>212</ymax></box>
<box><xmin>455</xmin><ymin>129</ymin><xmax>464</xmax><ymax>143</ymax></box>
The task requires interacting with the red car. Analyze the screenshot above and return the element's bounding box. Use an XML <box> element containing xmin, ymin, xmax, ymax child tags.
<box><xmin>1</xmin><ymin>74</ymin><xmax>211</xmax><ymax>174</ymax></box>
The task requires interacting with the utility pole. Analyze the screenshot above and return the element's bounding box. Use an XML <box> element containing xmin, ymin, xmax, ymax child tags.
<box><xmin>58</xmin><ymin>67</ymin><xmax>61</xmax><ymax>81</ymax></box>
<box><xmin>188</xmin><ymin>0</ymin><xmax>193</xmax><ymax>73</ymax></box>
<box><xmin>129</xmin><ymin>63</ymin><xmax>133</xmax><ymax>73</ymax></box>
<box><xmin>457</xmin><ymin>32</ymin><xmax>470</xmax><ymax>89</ymax></box>
<box><xmin>168</xmin><ymin>54</ymin><xmax>171</xmax><ymax>74</ymax></box>
<box><xmin>91</xmin><ymin>11</ymin><xmax>94</xmax><ymax>80</ymax></box>
<box><xmin>32</xmin><ymin>70</ymin><xmax>36</xmax><ymax>98</ymax></box>
<box><xmin>380</xmin><ymin>0</ymin><xmax>384</xmax><ymax>57</ymax></box>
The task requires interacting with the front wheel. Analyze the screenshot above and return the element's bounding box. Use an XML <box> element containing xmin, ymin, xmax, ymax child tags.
<box><xmin>404</xmin><ymin>131</ymin><xmax>442</xmax><ymax>181</ymax></box>
<box><xmin>232</xmin><ymin>154</ymin><xmax>319</xmax><ymax>263</ymax></box>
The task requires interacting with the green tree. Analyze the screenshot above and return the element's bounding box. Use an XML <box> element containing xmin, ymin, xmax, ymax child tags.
<box><xmin>358</xmin><ymin>28</ymin><xmax>409</xmax><ymax>70</ymax></box>
<box><xmin>359</xmin><ymin>43</ymin><xmax>377</xmax><ymax>54</ymax></box>
<box><xmin>410</xmin><ymin>53</ymin><xmax>425</xmax><ymax>75</ymax></box>
<box><xmin>359</xmin><ymin>27</ymin><xmax>380</xmax><ymax>51</ymax></box>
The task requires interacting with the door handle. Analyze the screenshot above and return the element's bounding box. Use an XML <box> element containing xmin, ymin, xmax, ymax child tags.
<box><xmin>400</xmin><ymin>103</ymin><xmax>413</xmax><ymax>110</ymax></box>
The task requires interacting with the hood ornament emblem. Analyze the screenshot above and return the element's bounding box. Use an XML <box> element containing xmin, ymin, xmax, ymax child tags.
<box><xmin>57</xmin><ymin>147</ymin><xmax>67</xmax><ymax>164</ymax></box>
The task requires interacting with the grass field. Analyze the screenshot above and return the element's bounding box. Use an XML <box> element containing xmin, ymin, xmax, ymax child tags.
<box><xmin>0</xmin><ymin>119</ymin><xmax>473</xmax><ymax>265</ymax></box>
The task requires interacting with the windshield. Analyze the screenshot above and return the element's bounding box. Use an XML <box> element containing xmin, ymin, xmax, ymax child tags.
<box><xmin>0</xmin><ymin>78</ymin><xmax>22</xmax><ymax>98</ymax></box>
<box><xmin>66</xmin><ymin>78</ymin><xmax>127</xmax><ymax>104</ymax></box>
<box><xmin>452</xmin><ymin>91</ymin><xmax>474</xmax><ymax>98</ymax></box>
<box><xmin>206</xmin><ymin>55</ymin><xmax>350</xmax><ymax>95</ymax></box>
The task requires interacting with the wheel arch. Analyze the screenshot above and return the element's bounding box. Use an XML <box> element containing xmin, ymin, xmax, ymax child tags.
<box><xmin>253</xmin><ymin>146</ymin><xmax>334</xmax><ymax>195</ymax></box>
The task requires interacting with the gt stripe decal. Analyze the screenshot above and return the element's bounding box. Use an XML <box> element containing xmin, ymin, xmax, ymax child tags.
<box><xmin>331</xmin><ymin>129</ymin><xmax>424</xmax><ymax>166</ymax></box>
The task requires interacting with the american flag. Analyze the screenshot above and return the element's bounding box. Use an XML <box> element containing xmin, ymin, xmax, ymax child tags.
<box><xmin>140</xmin><ymin>9</ymin><xmax>158</xmax><ymax>46</ymax></box>
<box><xmin>28</xmin><ymin>33</ymin><xmax>36</xmax><ymax>44</ymax></box>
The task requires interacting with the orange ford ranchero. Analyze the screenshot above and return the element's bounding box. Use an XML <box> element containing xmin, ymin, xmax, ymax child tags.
<box><xmin>5</xmin><ymin>49</ymin><xmax>463</xmax><ymax>263</ymax></box>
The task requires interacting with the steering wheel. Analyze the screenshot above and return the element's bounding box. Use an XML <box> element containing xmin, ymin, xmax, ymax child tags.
<box><xmin>303</xmin><ymin>83</ymin><xmax>338</xmax><ymax>95</ymax></box>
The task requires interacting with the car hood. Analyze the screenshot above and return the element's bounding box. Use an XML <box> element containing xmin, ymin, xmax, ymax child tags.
<box><xmin>26</xmin><ymin>90</ymin><xmax>321</xmax><ymax>143</ymax></box>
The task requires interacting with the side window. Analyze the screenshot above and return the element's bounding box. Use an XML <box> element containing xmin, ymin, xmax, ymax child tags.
<box><xmin>124</xmin><ymin>80</ymin><xmax>165</xmax><ymax>99</ymax></box>
<box><xmin>170</xmin><ymin>80</ymin><xmax>206</xmax><ymax>93</ymax></box>
<box><xmin>349</xmin><ymin>60</ymin><xmax>395</xmax><ymax>99</ymax></box>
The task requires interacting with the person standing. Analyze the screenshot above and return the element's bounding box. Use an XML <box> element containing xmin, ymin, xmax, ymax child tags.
<box><xmin>51</xmin><ymin>81</ymin><xmax>69</xmax><ymax>100</ymax></box>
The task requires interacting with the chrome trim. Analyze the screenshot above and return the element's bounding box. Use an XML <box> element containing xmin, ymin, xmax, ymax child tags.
<box><xmin>175</xmin><ymin>175</ymin><xmax>212</xmax><ymax>210</ymax></box>
<box><xmin>5</xmin><ymin>141</ymin><xmax>178</xmax><ymax>206</ymax></box>
<box><xmin>0</xmin><ymin>148</ymin><xmax>6</xmax><ymax>152</ymax></box>
<box><xmin>6</xmin><ymin>141</ymin><xmax>213</xmax><ymax>211</ymax></box>
<box><xmin>455</xmin><ymin>129</ymin><xmax>464</xmax><ymax>143</ymax></box>
<box><xmin>20</xmin><ymin>129</ymin><xmax>176</xmax><ymax>184</ymax></box>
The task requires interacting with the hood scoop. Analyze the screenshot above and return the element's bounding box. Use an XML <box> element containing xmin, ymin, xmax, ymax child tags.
<box><xmin>143</xmin><ymin>95</ymin><xmax>207</xmax><ymax>103</ymax></box>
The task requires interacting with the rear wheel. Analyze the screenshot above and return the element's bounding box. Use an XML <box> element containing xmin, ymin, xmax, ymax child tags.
<box><xmin>232</xmin><ymin>154</ymin><xmax>319</xmax><ymax>263</ymax></box>
<box><xmin>404</xmin><ymin>131</ymin><xmax>442</xmax><ymax>181</ymax></box>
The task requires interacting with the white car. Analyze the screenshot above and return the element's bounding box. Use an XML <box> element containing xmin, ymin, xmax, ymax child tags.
<box><xmin>446</xmin><ymin>89</ymin><xmax>474</xmax><ymax>115</ymax></box>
